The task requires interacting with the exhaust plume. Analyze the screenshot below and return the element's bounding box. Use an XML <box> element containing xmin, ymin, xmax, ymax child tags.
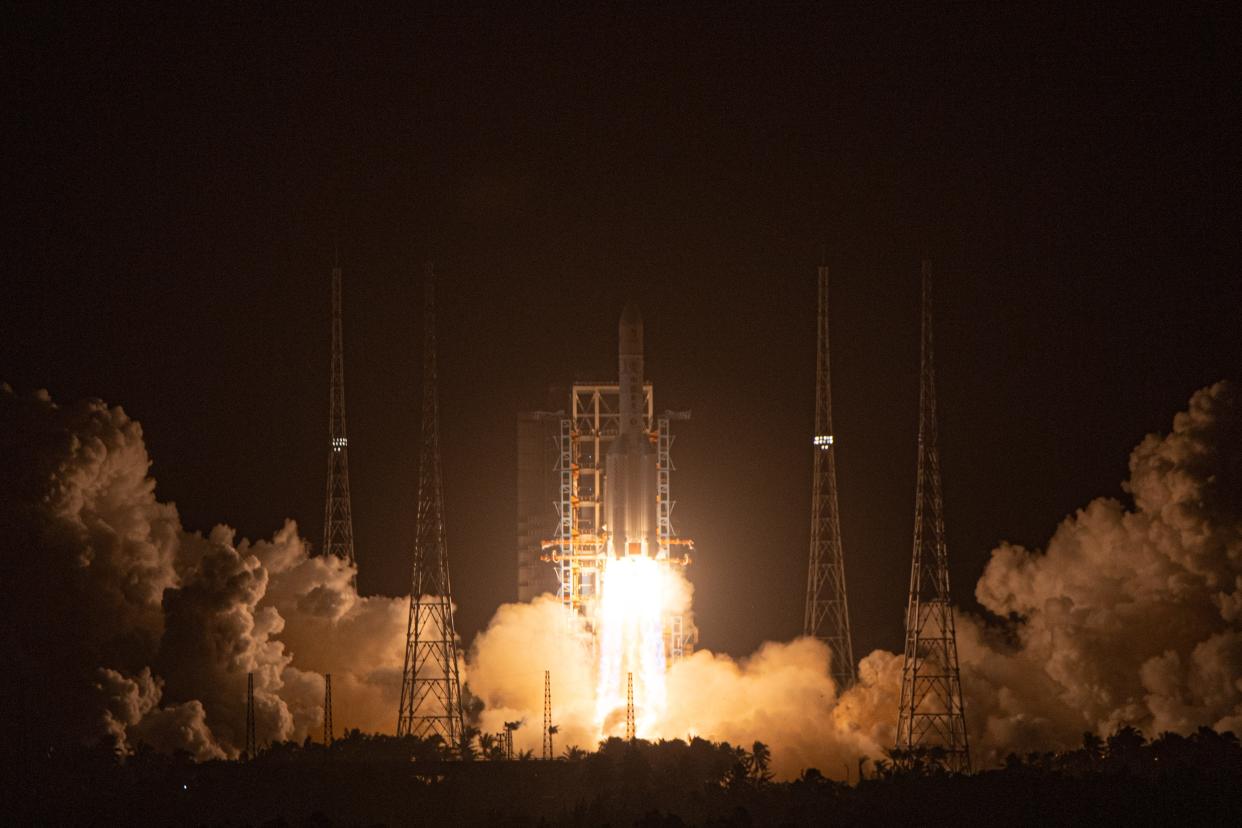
<box><xmin>3</xmin><ymin>380</ymin><xmax>1238</xmax><ymax>778</ymax></box>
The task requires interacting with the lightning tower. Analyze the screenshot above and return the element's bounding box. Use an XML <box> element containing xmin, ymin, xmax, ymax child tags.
<box><xmin>397</xmin><ymin>264</ymin><xmax>466</xmax><ymax>752</ymax></box>
<box><xmin>542</xmin><ymin>670</ymin><xmax>552</xmax><ymax>760</ymax></box>
<box><xmin>245</xmin><ymin>671</ymin><xmax>256</xmax><ymax>759</ymax></box>
<box><xmin>625</xmin><ymin>672</ymin><xmax>635</xmax><ymax>741</ymax></box>
<box><xmin>804</xmin><ymin>262</ymin><xmax>856</xmax><ymax>688</ymax></box>
<box><xmin>323</xmin><ymin>673</ymin><xmax>333</xmax><ymax>746</ymax></box>
<box><xmin>895</xmin><ymin>260</ymin><xmax>971</xmax><ymax>773</ymax></box>
<box><xmin>323</xmin><ymin>253</ymin><xmax>357</xmax><ymax>579</ymax></box>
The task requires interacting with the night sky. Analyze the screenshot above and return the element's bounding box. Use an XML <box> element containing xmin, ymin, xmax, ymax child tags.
<box><xmin>4</xmin><ymin>6</ymin><xmax>1238</xmax><ymax>661</ymax></box>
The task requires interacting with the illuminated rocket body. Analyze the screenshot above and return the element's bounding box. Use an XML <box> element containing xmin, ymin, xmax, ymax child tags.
<box><xmin>606</xmin><ymin>303</ymin><xmax>658</xmax><ymax>558</ymax></box>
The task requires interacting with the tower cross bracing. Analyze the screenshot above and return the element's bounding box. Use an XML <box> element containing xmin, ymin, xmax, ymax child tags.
<box><xmin>397</xmin><ymin>264</ymin><xmax>466</xmax><ymax>753</ymax></box>
<box><xmin>895</xmin><ymin>260</ymin><xmax>971</xmax><ymax>773</ymax></box>
<box><xmin>803</xmin><ymin>263</ymin><xmax>857</xmax><ymax>688</ymax></box>
<box><xmin>323</xmin><ymin>258</ymin><xmax>357</xmax><ymax>579</ymax></box>
<box><xmin>543</xmin><ymin>384</ymin><xmax>695</xmax><ymax>662</ymax></box>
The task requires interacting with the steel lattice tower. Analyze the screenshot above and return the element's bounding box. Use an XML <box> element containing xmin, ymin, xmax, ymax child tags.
<box><xmin>542</xmin><ymin>670</ymin><xmax>552</xmax><ymax>759</ymax></box>
<box><xmin>245</xmin><ymin>671</ymin><xmax>256</xmax><ymax>759</ymax></box>
<box><xmin>625</xmin><ymin>672</ymin><xmax>635</xmax><ymax>741</ymax></box>
<box><xmin>397</xmin><ymin>264</ymin><xmax>466</xmax><ymax>753</ymax></box>
<box><xmin>323</xmin><ymin>256</ymin><xmax>357</xmax><ymax>580</ymax></box>
<box><xmin>323</xmin><ymin>673</ymin><xmax>333</xmax><ymax>746</ymax></box>
<box><xmin>803</xmin><ymin>263</ymin><xmax>857</xmax><ymax>688</ymax></box>
<box><xmin>895</xmin><ymin>260</ymin><xmax>970</xmax><ymax>773</ymax></box>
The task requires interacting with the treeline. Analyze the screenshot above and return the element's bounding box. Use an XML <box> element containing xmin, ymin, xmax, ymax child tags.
<box><xmin>9</xmin><ymin>727</ymin><xmax>1242</xmax><ymax>825</ymax></box>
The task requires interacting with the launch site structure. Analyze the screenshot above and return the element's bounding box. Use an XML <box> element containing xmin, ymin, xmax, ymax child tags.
<box><xmin>245</xmin><ymin>671</ymin><xmax>256</xmax><ymax>760</ymax></box>
<box><xmin>537</xmin><ymin>307</ymin><xmax>696</xmax><ymax>663</ymax></box>
<box><xmin>895</xmin><ymin>260</ymin><xmax>971</xmax><ymax>773</ymax></box>
<box><xmin>397</xmin><ymin>264</ymin><xmax>467</xmax><ymax>752</ymax></box>
<box><xmin>803</xmin><ymin>262</ymin><xmax>857</xmax><ymax>689</ymax></box>
<box><xmin>323</xmin><ymin>672</ymin><xmax>333</xmax><ymax>746</ymax></box>
<box><xmin>323</xmin><ymin>255</ymin><xmax>357</xmax><ymax>579</ymax></box>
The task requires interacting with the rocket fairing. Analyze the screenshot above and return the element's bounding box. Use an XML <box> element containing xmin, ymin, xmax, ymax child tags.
<box><xmin>605</xmin><ymin>303</ymin><xmax>658</xmax><ymax>558</ymax></box>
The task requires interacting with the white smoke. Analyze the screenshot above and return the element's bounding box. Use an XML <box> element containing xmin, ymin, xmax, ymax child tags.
<box><xmin>962</xmin><ymin>380</ymin><xmax>1242</xmax><ymax>765</ymax></box>
<box><xmin>465</xmin><ymin>381</ymin><xmax>1242</xmax><ymax>777</ymax></box>
<box><xmin>4</xmin><ymin>380</ymin><xmax>1239</xmax><ymax>778</ymax></box>
<box><xmin>465</xmin><ymin>566</ymin><xmax>900</xmax><ymax>778</ymax></box>
<box><xmin>0</xmin><ymin>385</ymin><xmax>408</xmax><ymax>759</ymax></box>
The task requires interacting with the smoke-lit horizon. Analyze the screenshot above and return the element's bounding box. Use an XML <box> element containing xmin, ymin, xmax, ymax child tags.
<box><xmin>2</xmin><ymin>380</ymin><xmax>1239</xmax><ymax>779</ymax></box>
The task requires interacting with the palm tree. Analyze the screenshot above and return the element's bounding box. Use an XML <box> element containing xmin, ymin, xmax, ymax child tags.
<box><xmin>548</xmin><ymin>724</ymin><xmax>559</xmax><ymax>759</ymax></box>
<box><xmin>458</xmin><ymin>726</ymin><xmax>480</xmax><ymax>762</ymax></box>
<box><xmin>503</xmin><ymin>720</ymin><xmax>522</xmax><ymax>760</ymax></box>
<box><xmin>562</xmin><ymin>745</ymin><xmax>587</xmax><ymax>761</ymax></box>
<box><xmin>749</xmin><ymin>741</ymin><xmax>773</xmax><ymax>783</ymax></box>
<box><xmin>479</xmin><ymin>732</ymin><xmax>506</xmax><ymax>761</ymax></box>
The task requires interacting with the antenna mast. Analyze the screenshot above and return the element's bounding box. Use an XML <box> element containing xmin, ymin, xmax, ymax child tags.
<box><xmin>397</xmin><ymin>263</ymin><xmax>466</xmax><ymax>753</ymax></box>
<box><xmin>895</xmin><ymin>260</ymin><xmax>970</xmax><ymax>773</ymax></box>
<box><xmin>803</xmin><ymin>262</ymin><xmax>857</xmax><ymax>688</ymax></box>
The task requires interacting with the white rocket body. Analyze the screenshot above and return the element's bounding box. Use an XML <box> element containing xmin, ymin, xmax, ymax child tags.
<box><xmin>606</xmin><ymin>303</ymin><xmax>658</xmax><ymax>558</ymax></box>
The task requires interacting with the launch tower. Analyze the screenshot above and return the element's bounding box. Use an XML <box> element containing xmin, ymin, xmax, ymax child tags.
<box><xmin>397</xmin><ymin>264</ymin><xmax>467</xmax><ymax>752</ymax></box>
<box><xmin>803</xmin><ymin>262</ymin><xmax>857</xmax><ymax>688</ymax></box>
<box><xmin>895</xmin><ymin>260</ymin><xmax>971</xmax><ymax>773</ymax></box>
<box><xmin>539</xmin><ymin>306</ymin><xmax>695</xmax><ymax>662</ymax></box>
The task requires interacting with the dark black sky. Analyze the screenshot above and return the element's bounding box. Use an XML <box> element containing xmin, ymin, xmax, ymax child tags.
<box><xmin>4</xmin><ymin>5</ymin><xmax>1238</xmax><ymax>660</ymax></box>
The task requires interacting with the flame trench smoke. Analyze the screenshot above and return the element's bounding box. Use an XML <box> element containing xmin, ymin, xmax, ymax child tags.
<box><xmin>3</xmin><ymin>380</ymin><xmax>1240</xmax><ymax>780</ymax></box>
<box><xmin>470</xmin><ymin>381</ymin><xmax>1242</xmax><ymax>776</ymax></box>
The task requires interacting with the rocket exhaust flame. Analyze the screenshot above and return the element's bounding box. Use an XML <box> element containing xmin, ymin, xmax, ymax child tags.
<box><xmin>594</xmin><ymin>303</ymin><xmax>676</xmax><ymax>736</ymax></box>
<box><xmin>595</xmin><ymin>555</ymin><xmax>672</xmax><ymax>736</ymax></box>
<box><xmin>12</xmin><ymin>380</ymin><xmax>1240</xmax><ymax>779</ymax></box>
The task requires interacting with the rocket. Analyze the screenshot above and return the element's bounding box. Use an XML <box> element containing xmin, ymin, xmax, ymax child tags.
<box><xmin>606</xmin><ymin>303</ymin><xmax>658</xmax><ymax>558</ymax></box>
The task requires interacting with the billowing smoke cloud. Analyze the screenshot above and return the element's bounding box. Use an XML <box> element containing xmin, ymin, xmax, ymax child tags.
<box><xmin>465</xmin><ymin>579</ymin><xmax>901</xmax><ymax>777</ymax></box>
<box><xmin>0</xmin><ymin>385</ymin><xmax>408</xmax><ymax>759</ymax></box>
<box><xmin>464</xmin><ymin>381</ymin><xmax>1242</xmax><ymax>777</ymax></box>
<box><xmin>4</xmin><ymin>380</ymin><xmax>1239</xmax><ymax>779</ymax></box>
<box><xmin>961</xmin><ymin>380</ymin><xmax>1242</xmax><ymax>765</ymax></box>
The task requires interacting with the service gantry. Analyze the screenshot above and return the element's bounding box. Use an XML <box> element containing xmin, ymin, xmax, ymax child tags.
<box><xmin>541</xmin><ymin>383</ymin><xmax>696</xmax><ymax>663</ymax></box>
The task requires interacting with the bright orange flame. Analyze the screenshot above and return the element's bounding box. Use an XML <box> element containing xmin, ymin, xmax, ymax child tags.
<box><xmin>594</xmin><ymin>556</ymin><xmax>673</xmax><ymax>737</ymax></box>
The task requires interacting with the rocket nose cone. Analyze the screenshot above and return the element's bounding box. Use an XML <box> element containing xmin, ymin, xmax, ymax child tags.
<box><xmin>619</xmin><ymin>302</ymin><xmax>643</xmax><ymax>355</ymax></box>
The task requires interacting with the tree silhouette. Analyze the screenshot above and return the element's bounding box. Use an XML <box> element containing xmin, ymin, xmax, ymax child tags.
<box><xmin>749</xmin><ymin>741</ymin><xmax>773</xmax><ymax>784</ymax></box>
